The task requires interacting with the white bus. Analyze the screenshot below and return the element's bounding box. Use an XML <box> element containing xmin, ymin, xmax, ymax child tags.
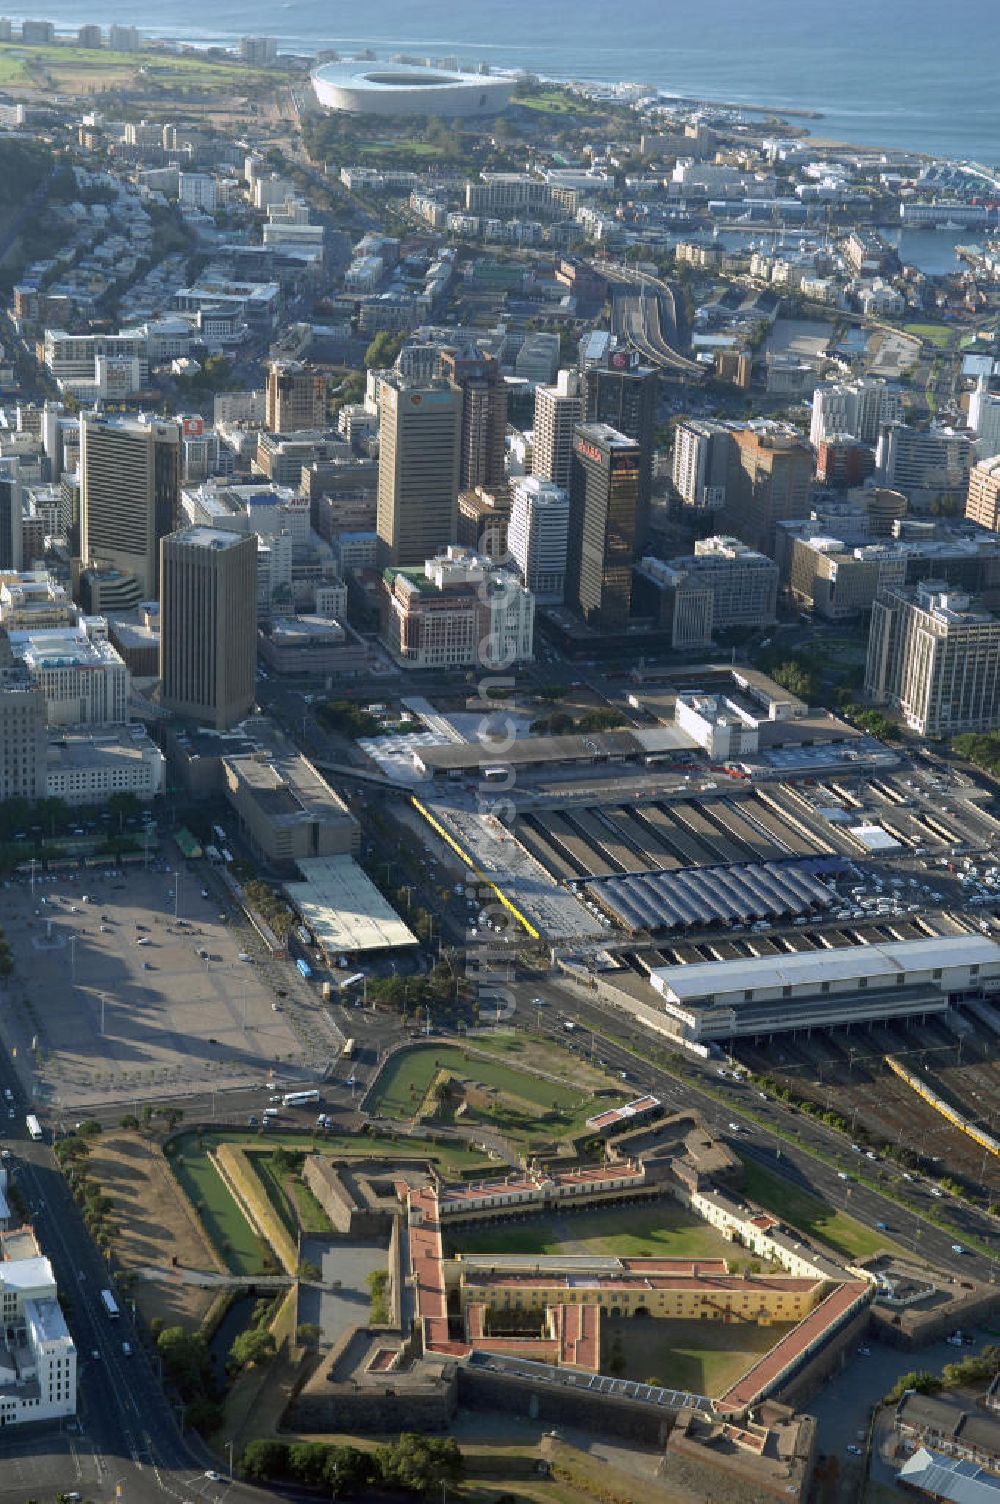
<box><xmin>100</xmin><ymin>1289</ymin><xmax>120</xmax><ymax>1319</ymax></box>
<box><xmin>339</xmin><ymin>971</ymin><xmax>365</xmax><ymax>992</ymax></box>
<box><xmin>282</xmin><ymin>1089</ymin><xmax>320</xmax><ymax>1108</ymax></box>
<box><xmin>25</xmin><ymin>1114</ymin><xmax>42</xmax><ymax>1141</ymax></box>
<box><xmin>341</xmin><ymin>1038</ymin><xmax>356</xmax><ymax>1060</ymax></box>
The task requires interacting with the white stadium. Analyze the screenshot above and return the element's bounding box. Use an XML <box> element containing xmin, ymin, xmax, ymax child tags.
<box><xmin>311</xmin><ymin>59</ymin><xmax>514</xmax><ymax>118</ymax></box>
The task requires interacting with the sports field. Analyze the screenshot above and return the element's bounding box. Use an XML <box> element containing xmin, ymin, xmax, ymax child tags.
<box><xmin>903</xmin><ymin>321</ymin><xmax>951</xmax><ymax>350</ymax></box>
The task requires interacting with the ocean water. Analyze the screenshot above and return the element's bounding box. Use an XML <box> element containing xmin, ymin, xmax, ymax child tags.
<box><xmin>10</xmin><ymin>0</ymin><xmax>1000</xmax><ymax>164</ymax></box>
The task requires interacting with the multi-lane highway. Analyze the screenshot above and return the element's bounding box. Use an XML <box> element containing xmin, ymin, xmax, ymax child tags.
<box><xmin>0</xmin><ymin>1050</ymin><xmax>288</xmax><ymax>1504</ymax></box>
<box><xmin>517</xmin><ymin>976</ymin><xmax>1000</xmax><ymax>1283</ymax></box>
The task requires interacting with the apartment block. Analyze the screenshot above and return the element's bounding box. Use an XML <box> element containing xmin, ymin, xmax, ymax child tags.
<box><xmin>532</xmin><ymin>370</ymin><xmax>584</xmax><ymax>491</ymax></box>
<box><xmin>509</xmin><ymin>476</ymin><xmax>570</xmax><ymax>605</ymax></box>
<box><xmin>671</xmin><ymin>418</ymin><xmax>731</xmax><ymax>510</ymax></box>
<box><xmin>967</xmin><ymin>456</ymin><xmax>1000</xmax><ymax>530</ymax></box>
<box><xmin>810</xmin><ymin>378</ymin><xmax>903</xmax><ymax>447</ymax></box>
<box><xmin>265</xmin><ymin>360</ymin><xmax>327</xmax><ymax>434</ymax></box>
<box><xmin>722</xmin><ymin>424</ymin><xmax>814</xmax><ymax>556</ymax></box>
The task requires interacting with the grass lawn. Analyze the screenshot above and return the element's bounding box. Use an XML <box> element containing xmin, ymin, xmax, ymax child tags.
<box><xmin>358</xmin><ymin>140</ymin><xmax>444</xmax><ymax>159</ymax></box>
<box><xmin>738</xmin><ymin>1157</ymin><xmax>902</xmax><ymax>1261</ymax></box>
<box><xmin>512</xmin><ymin>89</ymin><xmax>578</xmax><ymax>115</ymax></box>
<box><xmin>246</xmin><ymin>1149</ymin><xmax>334</xmax><ymax>1240</ymax></box>
<box><xmin>368</xmin><ymin>1044</ymin><xmax>594</xmax><ymax>1120</ymax></box>
<box><xmin>170</xmin><ymin>1141</ymin><xmax>267</xmax><ymax>1276</ymax></box>
<box><xmin>0</xmin><ymin>53</ymin><xmax>27</xmax><ymax>83</ymax></box>
<box><xmin>464</xmin><ymin>1030</ymin><xmax>623</xmax><ymax>1094</ymax></box>
<box><xmin>904</xmin><ymin>322</ymin><xmax>952</xmax><ymax>350</ymax></box>
<box><xmin>603</xmin><ymin>1315</ymin><xmax>795</xmax><ymax>1397</ymax></box>
<box><xmin>168</xmin><ymin>1127</ymin><xmax>493</xmax><ymax>1270</ymax></box>
<box><xmin>448</xmin><ymin>1201</ymin><xmax>743</xmax><ymax>1263</ymax></box>
<box><xmin>0</xmin><ymin>40</ymin><xmax>273</xmax><ymax>93</ymax></box>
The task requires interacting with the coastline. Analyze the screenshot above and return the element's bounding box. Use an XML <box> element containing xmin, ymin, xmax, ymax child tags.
<box><xmin>0</xmin><ymin>15</ymin><xmax>973</xmax><ymax>164</ymax></box>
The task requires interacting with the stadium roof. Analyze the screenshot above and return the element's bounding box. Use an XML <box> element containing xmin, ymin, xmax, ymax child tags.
<box><xmin>285</xmin><ymin>855</ymin><xmax>418</xmax><ymax>955</ymax></box>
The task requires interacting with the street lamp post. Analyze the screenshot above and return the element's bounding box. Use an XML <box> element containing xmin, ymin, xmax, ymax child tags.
<box><xmin>227</xmin><ymin>1438</ymin><xmax>234</xmax><ymax>1480</ymax></box>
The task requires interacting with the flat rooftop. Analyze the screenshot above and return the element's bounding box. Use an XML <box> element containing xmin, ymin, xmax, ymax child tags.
<box><xmin>224</xmin><ymin>744</ymin><xmax>356</xmax><ymax>830</ymax></box>
<box><xmin>416</xmin><ymin>729</ymin><xmax>643</xmax><ymax>773</ymax></box>
<box><xmin>9</xmin><ymin>626</ymin><xmax>122</xmax><ymax>670</ymax></box>
<box><xmin>652</xmin><ymin>933</ymin><xmax>1000</xmax><ymax>1003</ymax></box>
<box><xmin>0</xmin><ymin>1256</ymin><xmax>54</xmax><ymax>1293</ymax></box>
<box><xmin>284</xmin><ymin>854</ymin><xmax>417</xmax><ymax>955</ymax></box>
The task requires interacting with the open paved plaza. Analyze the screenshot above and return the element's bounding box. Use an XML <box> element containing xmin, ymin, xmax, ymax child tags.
<box><xmin>1</xmin><ymin>860</ymin><xmax>314</xmax><ymax>1110</ymax></box>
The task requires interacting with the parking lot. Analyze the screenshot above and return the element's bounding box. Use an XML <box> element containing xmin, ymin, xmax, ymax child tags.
<box><xmin>1</xmin><ymin>861</ymin><xmax>311</xmax><ymax>1110</ymax></box>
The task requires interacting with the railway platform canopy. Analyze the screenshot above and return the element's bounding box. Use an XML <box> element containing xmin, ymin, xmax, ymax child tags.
<box><xmin>649</xmin><ymin>934</ymin><xmax>1000</xmax><ymax>1042</ymax></box>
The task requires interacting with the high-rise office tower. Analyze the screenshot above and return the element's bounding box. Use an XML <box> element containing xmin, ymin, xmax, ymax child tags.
<box><xmin>376</xmin><ymin>377</ymin><xmax>461</xmax><ymax>567</ymax></box>
<box><xmin>532</xmin><ymin>369</ymin><xmax>584</xmax><ymax>491</ymax></box>
<box><xmin>722</xmin><ymin>425</ymin><xmax>814</xmax><ymax>555</ymax></box>
<box><xmin>440</xmin><ymin>346</ymin><xmax>507</xmax><ymax>492</ymax></box>
<box><xmin>0</xmin><ymin>460</ymin><xmax>22</xmax><ymax>572</ymax></box>
<box><xmin>583</xmin><ymin>362</ymin><xmax>657</xmax><ymax>527</ymax></box>
<box><xmin>0</xmin><ymin>631</ymin><xmax>47</xmax><ymax>801</ymax></box>
<box><xmin>566</xmin><ymin>424</ymin><xmax>640</xmax><ymax>629</ymax></box>
<box><xmin>80</xmin><ymin>413</ymin><xmax>180</xmax><ymax>597</ymax></box>
<box><xmin>509</xmin><ymin>476</ymin><xmax>570</xmax><ymax>605</ymax></box>
<box><xmin>159</xmin><ymin>526</ymin><xmax>257</xmax><ymax>730</ymax></box>
<box><xmin>265</xmin><ymin>360</ymin><xmax>328</xmax><ymax>434</ymax></box>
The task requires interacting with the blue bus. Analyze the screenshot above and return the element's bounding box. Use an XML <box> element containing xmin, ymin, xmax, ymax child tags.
<box><xmin>296</xmin><ymin>957</ymin><xmax>312</xmax><ymax>979</ymax></box>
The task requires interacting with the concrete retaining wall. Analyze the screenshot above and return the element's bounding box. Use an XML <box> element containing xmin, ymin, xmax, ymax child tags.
<box><xmin>456</xmin><ymin>1365</ymin><xmax>674</xmax><ymax>1445</ymax></box>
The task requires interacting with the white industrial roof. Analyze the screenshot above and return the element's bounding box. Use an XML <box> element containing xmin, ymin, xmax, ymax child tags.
<box><xmin>284</xmin><ymin>855</ymin><xmax>418</xmax><ymax>955</ymax></box>
<box><xmin>651</xmin><ymin>934</ymin><xmax>1000</xmax><ymax>1003</ymax></box>
<box><xmin>849</xmin><ymin>823</ymin><xmax>902</xmax><ymax>852</ymax></box>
